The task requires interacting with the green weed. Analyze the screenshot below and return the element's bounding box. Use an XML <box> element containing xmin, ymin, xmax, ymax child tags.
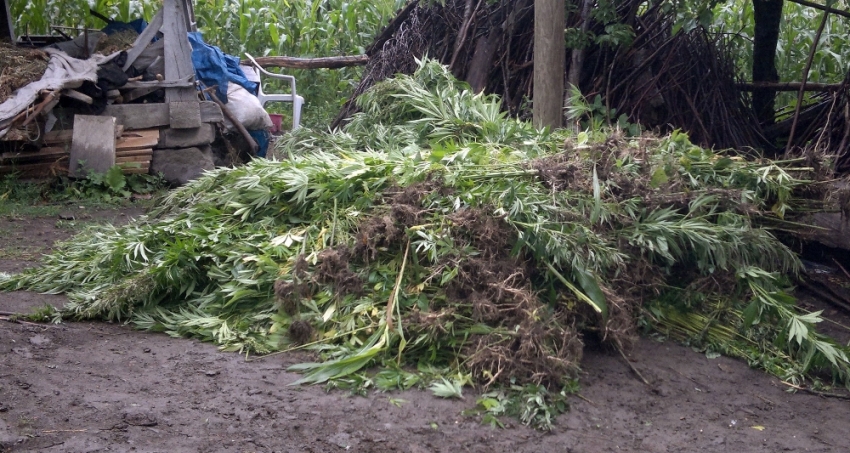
<box><xmin>3</xmin><ymin>59</ymin><xmax>848</xmax><ymax>428</ymax></box>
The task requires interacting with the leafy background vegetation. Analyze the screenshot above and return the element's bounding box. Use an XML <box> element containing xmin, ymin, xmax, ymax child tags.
<box><xmin>711</xmin><ymin>0</ymin><xmax>850</xmax><ymax>114</ymax></box>
<box><xmin>13</xmin><ymin>0</ymin><xmax>850</xmax><ymax>126</ymax></box>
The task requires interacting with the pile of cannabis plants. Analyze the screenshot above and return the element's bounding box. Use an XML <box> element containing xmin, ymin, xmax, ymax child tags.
<box><xmin>3</xmin><ymin>60</ymin><xmax>849</xmax><ymax>417</ymax></box>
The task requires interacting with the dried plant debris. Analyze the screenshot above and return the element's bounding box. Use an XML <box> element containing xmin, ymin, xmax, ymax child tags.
<box><xmin>0</xmin><ymin>43</ymin><xmax>49</xmax><ymax>103</ymax></box>
<box><xmin>94</xmin><ymin>29</ymin><xmax>139</xmax><ymax>55</ymax></box>
<box><xmin>3</xmin><ymin>60</ymin><xmax>849</xmax><ymax>429</ymax></box>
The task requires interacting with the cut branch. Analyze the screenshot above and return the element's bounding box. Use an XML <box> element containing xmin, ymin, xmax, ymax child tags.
<box><xmin>737</xmin><ymin>82</ymin><xmax>844</xmax><ymax>91</ymax></box>
<box><xmin>786</xmin><ymin>0</ymin><xmax>850</xmax><ymax>20</ymax></box>
<box><xmin>786</xmin><ymin>10</ymin><xmax>829</xmax><ymax>153</ymax></box>
<box><xmin>239</xmin><ymin>55</ymin><xmax>369</xmax><ymax>70</ymax></box>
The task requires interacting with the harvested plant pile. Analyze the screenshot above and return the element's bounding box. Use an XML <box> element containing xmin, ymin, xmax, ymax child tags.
<box><xmin>0</xmin><ymin>44</ymin><xmax>49</xmax><ymax>103</ymax></box>
<box><xmin>3</xmin><ymin>61</ymin><xmax>849</xmax><ymax>427</ymax></box>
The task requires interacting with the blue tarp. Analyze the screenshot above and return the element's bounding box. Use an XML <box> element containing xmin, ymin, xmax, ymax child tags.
<box><xmin>188</xmin><ymin>32</ymin><xmax>257</xmax><ymax>103</ymax></box>
<box><xmin>249</xmin><ymin>129</ymin><xmax>270</xmax><ymax>158</ymax></box>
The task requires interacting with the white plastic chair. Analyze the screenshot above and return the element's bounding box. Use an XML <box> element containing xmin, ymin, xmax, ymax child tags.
<box><xmin>243</xmin><ymin>52</ymin><xmax>305</xmax><ymax>130</ymax></box>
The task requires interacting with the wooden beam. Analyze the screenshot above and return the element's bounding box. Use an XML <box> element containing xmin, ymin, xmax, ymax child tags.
<box><xmin>116</xmin><ymin>154</ymin><xmax>152</xmax><ymax>163</ymax></box>
<box><xmin>122</xmin><ymin>75</ymin><xmax>194</xmax><ymax>89</ymax></box>
<box><xmin>63</xmin><ymin>89</ymin><xmax>94</xmax><ymax>104</ymax></box>
<box><xmin>122</xmin><ymin>86</ymin><xmax>160</xmax><ymax>103</ymax></box>
<box><xmin>117</xmin><ymin>149</ymin><xmax>156</xmax><ymax>158</ymax></box>
<box><xmin>103</xmin><ymin>102</ymin><xmax>223</xmax><ymax>130</ymax></box>
<box><xmin>240</xmin><ymin>55</ymin><xmax>369</xmax><ymax>70</ymax></box>
<box><xmin>162</xmin><ymin>0</ymin><xmax>197</xmax><ymax>103</ymax></box>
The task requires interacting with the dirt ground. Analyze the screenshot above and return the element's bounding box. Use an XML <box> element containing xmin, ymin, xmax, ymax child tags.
<box><xmin>2</xmin><ymin>205</ymin><xmax>850</xmax><ymax>453</ymax></box>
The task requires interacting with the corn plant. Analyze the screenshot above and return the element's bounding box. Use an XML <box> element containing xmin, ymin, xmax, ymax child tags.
<box><xmin>13</xmin><ymin>0</ymin><xmax>159</xmax><ymax>35</ymax></box>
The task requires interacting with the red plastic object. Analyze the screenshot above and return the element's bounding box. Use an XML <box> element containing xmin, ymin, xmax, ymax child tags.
<box><xmin>268</xmin><ymin>113</ymin><xmax>283</xmax><ymax>134</ymax></box>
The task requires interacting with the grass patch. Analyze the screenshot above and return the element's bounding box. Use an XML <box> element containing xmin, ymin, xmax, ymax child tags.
<box><xmin>0</xmin><ymin>169</ymin><xmax>167</xmax><ymax>219</ymax></box>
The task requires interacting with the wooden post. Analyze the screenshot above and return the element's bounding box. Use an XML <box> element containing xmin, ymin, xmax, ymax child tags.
<box><xmin>533</xmin><ymin>0</ymin><xmax>565</xmax><ymax>129</ymax></box>
<box><xmin>162</xmin><ymin>0</ymin><xmax>197</xmax><ymax>104</ymax></box>
<box><xmin>1</xmin><ymin>0</ymin><xmax>15</xmax><ymax>42</ymax></box>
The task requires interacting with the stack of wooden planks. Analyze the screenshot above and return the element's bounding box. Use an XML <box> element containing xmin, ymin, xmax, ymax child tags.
<box><xmin>115</xmin><ymin>129</ymin><xmax>158</xmax><ymax>174</ymax></box>
<box><xmin>0</xmin><ymin>128</ymin><xmax>158</xmax><ymax>178</ymax></box>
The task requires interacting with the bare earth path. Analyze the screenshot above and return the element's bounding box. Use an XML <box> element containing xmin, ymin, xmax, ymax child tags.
<box><xmin>2</xmin><ymin>206</ymin><xmax>848</xmax><ymax>452</ymax></box>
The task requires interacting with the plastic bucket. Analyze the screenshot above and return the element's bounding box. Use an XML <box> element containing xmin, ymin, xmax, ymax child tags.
<box><xmin>268</xmin><ymin>113</ymin><xmax>283</xmax><ymax>134</ymax></box>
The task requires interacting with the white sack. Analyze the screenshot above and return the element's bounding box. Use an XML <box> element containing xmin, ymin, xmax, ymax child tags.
<box><xmin>222</xmin><ymin>82</ymin><xmax>272</xmax><ymax>132</ymax></box>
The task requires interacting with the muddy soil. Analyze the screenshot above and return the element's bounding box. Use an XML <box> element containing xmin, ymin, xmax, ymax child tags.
<box><xmin>2</xmin><ymin>206</ymin><xmax>849</xmax><ymax>452</ymax></box>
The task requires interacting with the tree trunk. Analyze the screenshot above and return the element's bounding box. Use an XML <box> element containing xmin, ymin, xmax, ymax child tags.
<box><xmin>240</xmin><ymin>55</ymin><xmax>369</xmax><ymax>70</ymax></box>
<box><xmin>533</xmin><ymin>0</ymin><xmax>565</xmax><ymax>129</ymax></box>
<box><xmin>752</xmin><ymin>0</ymin><xmax>783</xmax><ymax>126</ymax></box>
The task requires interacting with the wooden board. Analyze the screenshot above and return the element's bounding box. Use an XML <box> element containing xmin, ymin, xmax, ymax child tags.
<box><xmin>0</xmin><ymin>160</ymin><xmax>68</xmax><ymax>178</ymax></box>
<box><xmin>69</xmin><ymin>115</ymin><xmax>116</xmax><ymax>177</ymax></box>
<box><xmin>1</xmin><ymin>145</ymin><xmax>149</xmax><ymax>178</ymax></box>
<box><xmin>103</xmin><ymin>102</ymin><xmax>223</xmax><ymax>130</ymax></box>
<box><xmin>169</xmin><ymin>100</ymin><xmax>202</xmax><ymax>129</ymax></box>
<box><xmin>1</xmin><ymin>159</ymin><xmax>147</xmax><ymax>177</ymax></box>
<box><xmin>162</xmin><ymin>0</ymin><xmax>197</xmax><ymax>103</ymax></box>
<box><xmin>123</xmin><ymin>8</ymin><xmax>164</xmax><ymax>71</ymax></box>
<box><xmin>4</xmin><ymin>149</ymin><xmax>151</xmax><ymax>163</ymax></box>
<box><xmin>44</xmin><ymin>125</ymin><xmax>123</xmax><ymax>146</ymax></box>
<box><xmin>116</xmin><ymin>130</ymin><xmax>160</xmax><ymax>151</ymax></box>
<box><xmin>117</xmin><ymin>161</ymin><xmax>150</xmax><ymax>169</ymax></box>
<box><xmin>1</xmin><ymin>146</ymin><xmax>68</xmax><ymax>161</ymax></box>
<box><xmin>158</xmin><ymin>123</ymin><xmax>214</xmax><ymax>148</ymax></box>
<box><xmin>43</xmin><ymin>130</ymin><xmax>73</xmax><ymax>145</ymax></box>
<box><xmin>122</xmin><ymin>167</ymin><xmax>151</xmax><ymax>175</ymax></box>
<box><xmin>116</xmin><ymin>149</ymin><xmax>154</xmax><ymax>158</ymax></box>
<box><xmin>116</xmin><ymin>155</ymin><xmax>152</xmax><ymax>163</ymax></box>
